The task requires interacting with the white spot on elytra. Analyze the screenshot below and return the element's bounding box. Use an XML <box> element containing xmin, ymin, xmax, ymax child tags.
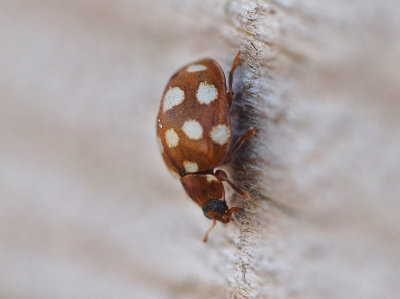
<box><xmin>206</xmin><ymin>174</ymin><xmax>219</xmax><ymax>183</ymax></box>
<box><xmin>163</xmin><ymin>87</ymin><xmax>185</xmax><ymax>112</ymax></box>
<box><xmin>157</xmin><ymin>118</ymin><xmax>163</xmax><ymax>128</ymax></box>
<box><xmin>165</xmin><ymin>128</ymin><xmax>179</xmax><ymax>148</ymax></box>
<box><xmin>182</xmin><ymin>119</ymin><xmax>203</xmax><ymax>140</ymax></box>
<box><xmin>157</xmin><ymin>137</ymin><xmax>164</xmax><ymax>153</ymax></box>
<box><xmin>187</xmin><ymin>64</ymin><xmax>207</xmax><ymax>72</ymax></box>
<box><xmin>196</xmin><ymin>82</ymin><xmax>218</xmax><ymax>105</ymax></box>
<box><xmin>210</xmin><ymin>124</ymin><xmax>230</xmax><ymax>145</ymax></box>
<box><xmin>183</xmin><ymin>161</ymin><xmax>199</xmax><ymax>173</ymax></box>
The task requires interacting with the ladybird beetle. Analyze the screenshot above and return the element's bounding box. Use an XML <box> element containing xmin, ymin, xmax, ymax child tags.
<box><xmin>156</xmin><ymin>52</ymin><xmax>255</xmax><ymax>242</ymax></box>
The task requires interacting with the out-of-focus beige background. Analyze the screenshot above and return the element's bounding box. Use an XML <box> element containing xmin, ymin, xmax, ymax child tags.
<box><xmin>1</xmin><ymin>0</ymin><xmax>400</xmax><ymax>298</ymax></box>
<box><xmin>0</xmin><ymin>1</ymin><xmax>234</xmax><ymax>298</ymax></box>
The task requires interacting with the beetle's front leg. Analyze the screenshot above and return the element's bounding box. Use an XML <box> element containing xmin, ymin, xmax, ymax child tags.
<box><xmin>227</xmin><ymin>51</ymin><xmax>241</xmax><ymax>107</ymax></box>
<box><xmin>215</xmin><ymin>169</ymin><xmax>249</xmax><ymax>199</ymax></box>
<box><xmin>223</xmin><ymin>127</ymin><xmax>256</xmax><ymax>164</ymax></box>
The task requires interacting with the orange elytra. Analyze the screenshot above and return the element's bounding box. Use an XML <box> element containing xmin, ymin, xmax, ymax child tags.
<box><xmin>156</xmin><ymin>52</ymin><xmax>255</xmax><ymax>242</ymax></box>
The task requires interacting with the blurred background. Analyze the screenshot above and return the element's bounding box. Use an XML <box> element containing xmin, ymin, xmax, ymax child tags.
<box><xmin>0</xmin><ymin>1</ymin><xmax>235</xmax><ymax>298</ymax></box>
<box><xmin>1</xmin><ymin>0</ymin><xmax>400</xmax><ymax>298</ymax></box>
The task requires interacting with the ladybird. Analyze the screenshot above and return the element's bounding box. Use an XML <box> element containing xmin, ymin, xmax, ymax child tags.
<box><xmin>156</xmin><ymin>52</ymin><xmax>255</xmax><ymax>242</ymax></box>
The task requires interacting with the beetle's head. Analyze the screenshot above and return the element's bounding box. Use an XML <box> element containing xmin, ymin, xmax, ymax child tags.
<box><xmin>202</xmin><ymin>198</ymin><xmax>232</xmax><ymax>223</ymax></box>
<box><xmin>181</xmin><ymin>173</ymin><xmax>242</xmax><ymax>223</ymax></box>
<box><xmin>180</xmin><ymin>173</ymin><xmax>243</xmax><ymax>242</ymax></box>
<box><xmin>181</xmin><ymin>173</ymin><xmax>225</xmax><ymax>218</ymax></box>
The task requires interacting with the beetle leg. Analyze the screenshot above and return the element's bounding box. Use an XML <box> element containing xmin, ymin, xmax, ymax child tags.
<box><xmin>215</xmin><ymin>170</ymin><xmax>249</xmax><ymax>200</ymax></box>
<box><xmin>223</xmin><ymin>127</ymin><xmax>256</xmax><ymax>164</ymax></box>
<box><xmin>228</xmin><ymin>207</ymin><xmax>243</xmax><ymax>222</ymax></box>
<box><xmin>227</xmin><ymin>51</ymin><xmax>241</xmax><ymax>107</ymax></box>
<box><xmin>203</xmin><ymin>220</ymin><xmax>217</xmax><ymax>243</ymax></box>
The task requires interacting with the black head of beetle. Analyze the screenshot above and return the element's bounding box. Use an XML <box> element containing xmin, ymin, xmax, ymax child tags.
<box><xmin>202</xmin><ymin>198</ymin><xmax>231</xmax><ymax>223</ymax></box>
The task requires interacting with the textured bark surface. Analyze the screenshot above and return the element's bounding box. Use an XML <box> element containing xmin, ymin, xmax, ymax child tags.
<box><xmin>1</xmin><ymin>0</ymin><xmax>399</xmax><ymax>298</ymax></box>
